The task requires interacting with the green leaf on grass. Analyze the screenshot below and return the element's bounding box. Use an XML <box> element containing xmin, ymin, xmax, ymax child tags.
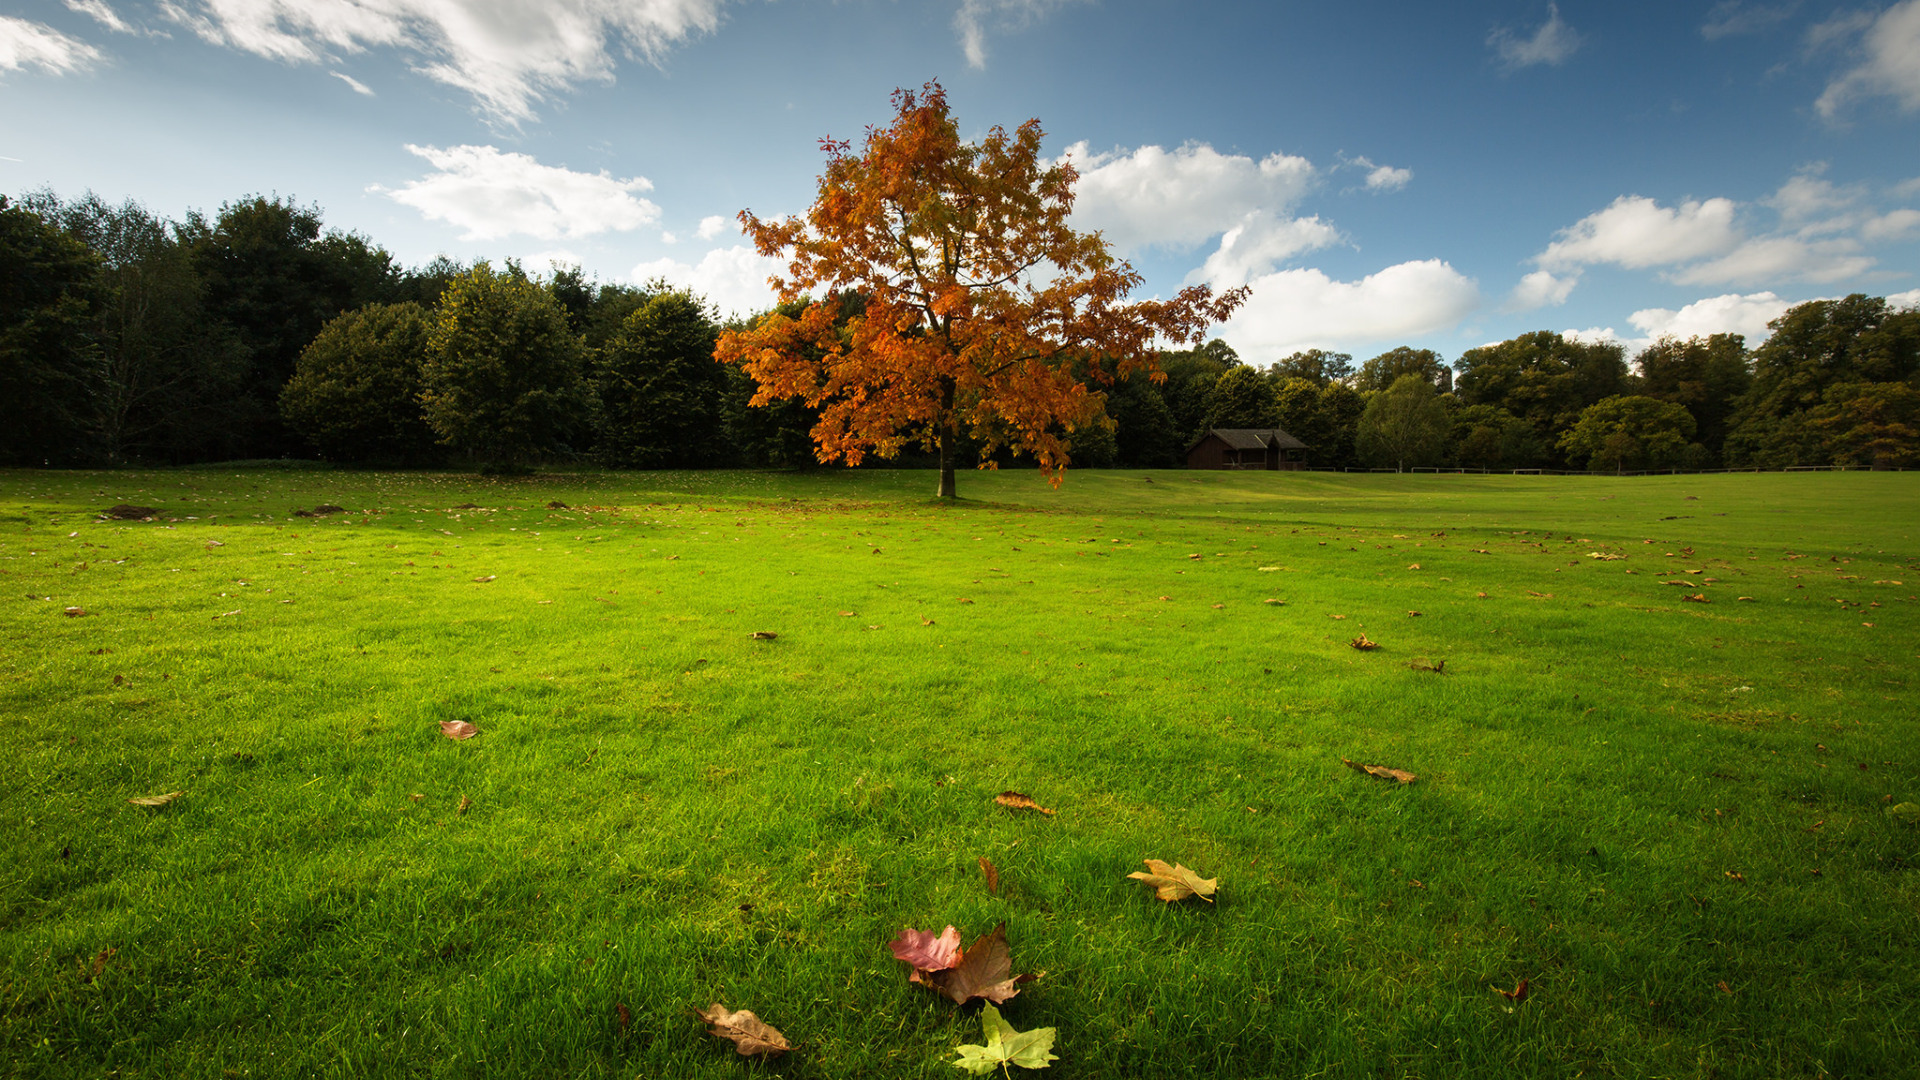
<box><xmin>953</xmin><ymin>1004</ymin><xmax>1057</xmax><ymax>1075</ymax></box>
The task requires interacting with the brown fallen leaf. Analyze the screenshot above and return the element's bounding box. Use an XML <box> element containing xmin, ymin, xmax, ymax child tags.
<box><xmin>548</xmin><ymin>500</ymin><xmax>569</xmax><ymax>510</ymax></box>
<box><xmin>839</xmin><ymin>610</ymin><xmax>856</xmax><ymax>616</ymax></box>
<box><xmin>930</xmin><ymin>924</ymin><xmax>1038</xmax><ymax>1005</ymax></box>
<box><xmin>1724</xmin><ymin>870</ymin><xmax>1745</xmax><ymax>882</ymax></box>
<box><xmin>1408</xmin><ymin>658</ymin><xmax>1446</xmax><ymax>673</ymax></box>
<box><xmin>439</xmin><ymin>720</ymin><xmax>478</xmax><ymax>741</ymax></box>
<box><xmin>979</xmin><ymin>856</ymin><xmax>1001</xmax><ymax>894</ymax></box>
<box><xmin>1128</xmin><ymin>858</ymin><xmax>1218</xmax><ymax>903</ymax></box>
<box><xmin>1263</xmin><ymin>598</ymin><xmax>1285</xmax><ymax>605</ymax></box>
<box><xmin>994</xmin><ymin>791</ymin><xmax>1055</xmax><ymax>816</ymax></box>
<box><xmin>85</xmin><ymin>946</ymin><xmax>117</xmax><ymax>980</ymax></box>
<box><xmin>616</xmin><ymin>1001</ymin><xmax>631</xmax><ymax>1035</ymax></box>
<box><xmin>1406</xmin><ymin>610</ymin><xmax>1422</xmax><ymax>616</ymax></box>
<box><xmin>113</xmin><ymin>674</ymin><xmax>125</xmax><ymax>686</ymax></box>
<box><xmin>1716</xmin><ymin>981</ymin><xmax>1733</xmax><ymax>995</ymax></box>
<box><xmin>1496</xmin><ymin>978</ymin><xmax>1530</xmax><ymax>1002</ymax></box>
<box><xmin>889</xmin><ymin>925</ymin><xmax>962</xmax><ymax>984</ymax></box>
<box><xmin>128</xmin><ymin>790</ymin><xmax>183</xmax><ymax>807</ymax></box>
<box><xmin>409</xmin><ymin>793</ymin><xmax>424</xmax><ymax>802</ymax></box>
<box><xmin>698</xmin><ymin>1003</ymin><xmax>789</xmax><ymax>1057</ymax></box>
<box><xmin>1407</xmin><ymin>563</ymin><xmax>1421</xmax><ymax>570</ymax></box>
<box><xmin>1476</xmin><ymin>591</ymin><xmax>1488</xmax><ymax>598</ymax></box>
<box><xmin>473</xmin><ymin>575</ymin><xmax>496</xmax><ymax>583</ymax></box>
<box><xmin>1350</xmin><ymin>634</ymin><xmax>1378</xmax><ymax>650</ymax></box>
<box><xmin>1527</xmin><ymin>590</ymin><xmax>1554</xmax><ymax>598</ymax></box>
<box><xmin>63</xmin><ymin>607</ymin><xmax>87</xmax><ymax>617</ymax></box>
<box><xmin>1343</xmin><ymin>758</ymin><xmax>1417</xmax><ymax>784</ymax></box>
<box><xmin>749</xmin><ymin>631</ymin><xmax>778</xmax><ymax>640</ymax></box>
<box><xmin>1683</xmin><ymin>593</ymin><xmax>1709</xmax><ymax>603</ymax></box>
<box><xmin>1737</xmin><ymin>596</ymin><xmax>1755</xmax><ymax>601</ymax></box>
<box><xmin>457</xmin><ymin>796</ymin><xmax>473</xmax><ymax>815</ymax></box>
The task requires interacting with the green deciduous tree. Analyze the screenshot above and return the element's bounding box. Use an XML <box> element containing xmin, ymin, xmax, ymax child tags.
<box><xmin>1725</xmin><ymin>295</ymin><xmax>1920</xmax><ymax>467</ymax></box>
<box><xmin>1557</xmin><ymin>394</ymin><xmax>1699</xmax><ymax>472</ymax></box>
<box><xmin>1455</xmin><ymin>331</ymin><xmax>1629</xmax><ymax>464</ymax></box>
<box><xmin>1808</xmin><ymin>381</ymin><xmax>1920</xmax><ymax>467</ymax></box>
<box><xmin>1355</xmin><ymin>346</ymin><xmax>1448</xmax><ymax>393</ymax></box>
<box><xmin>1448</xmin><ymin>402</ymin><xmax>1543</xmax><ymax>470</ymax></box>
<box><xmin>1633</xmin><ymin>333</ymin><xmax>1749</xmax><ymax>459</ymax></box>
<box><xmin>592</xmin><ymin>289</ymin><xmax>725</xmax><ymax>468</ymax></box>
<box><xmin>1273</xmin><ymin>377</ymin><xmax>1331</xmax><ymax>458</ymax></box>
<box><xmin>1268</xmin><ymin>348</ymin><xmax>1353</xmax><ymax>387</ymax></box>
<box><xmin>421</xmin><ymin>264</ymin><xmax>594</xmax><ymax>470</ymax></box>
<box><xmin>280</xmin><ymin>302</ymin><xmax>436</xmax><ymax>464</ymax></box>
<box><xmin>1201</xmin><ymin>364</ymin><xmax>1278</xmax><ymax>430</ymax></box>
<box><xmin>1316</xmin><ymin>381</ymin><xmax>1365</xmax><ymax>468</ymax></box>
<box><xmin>0</xmin><ymin>195</ymin><xmax>102</xmax><ymax>465</ymax></box>
<box><xmin>1356</xmin><ymin>373</ymin><xmax>1448</xmax><ymax>471</ymax></box>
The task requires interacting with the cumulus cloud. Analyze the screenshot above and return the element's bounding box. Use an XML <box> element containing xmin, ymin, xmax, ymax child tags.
<box><xmin>695</xmin><ymin>214</ymin><xmax>730</xmax><ymax>241</ymax></box>
<box><xmin>953</xmin><ymin>0</ymin><xmax>1086</xmax><ymax>68</ymax></box>
<box><xmin>1864</xmin><ymin>207</ymin><xmax>1920</xmax><ymax>240</ymax></box>
<box><xmin>1489</xmin><ymin>2</ymin><xmax>1583</xmax><ymax>70</ymax></box>
<box><xmin>1507</xmin><ymin>269</ymin><xmax>1579</xmax><ymax>310</ymax></box>
<box><xmin>1816</xmin><ymin>0</ymin><xmax>1920</xmax><ymax>117</ymax></box>
<box><xmin>1063</xmin><ymin>140</ymin><xmax>1317</xmax><ymax>253</ymax></box>
<box><xmin>1365</xmin><ymin>164</ymin><xmax>1412</xmax><ymax>192</ymax></box>
<box><xmin>1213</xmin><ymin>259</ymin><xmax>1480</xmax><ymax>358</ymax></box>
<box><xmin>0</xmin><ymin>16</ymin><xmax>103</xmax><ymax>74</ymax></box>
<box><xmin>64</xmin><ymin>0</ymin><xmax>133</xmax><ymax>34</ymax></box>
<box><xmin>1669</xmin><ymin>235</ymin><xmax>1873</xmax><ymax>286</ymax></box>
<box><xmin>1701</xmin><ymin>1</ymin><xmax>1797</xmax><ymax>41</ymax></box>
<box><xmin>1628</xmin><ymin>291</ymin><xmax>1796</xmax><ymax>343</ymax></box>
<box><xmin>160</xmin><ymin>0</ymin><xmax>728</xmax><ymax>123</ymax></box>
<box><xmin>631</xmin><ymin>245</ymin><xmax>782</xmax><ymax>317</ymax></box>
<box><xmin>1538</xmin><ymin>195</ymin><xmax>1741</xmax><ymax>271</ymax></box>
<box><xmin>382</xmin><ymin>144</ymin><xmax>660</xmax><ymax>241</ymax></box>
<box><xmin>1190</xmin><ymin>212</ymin><xmax>1342</xmax><ymax>289</ymax></box>
<box><xmin>1888</xmin><ymin>288</ymin><xmax>1920</xmax><ymax>310</ymax></box>
<box><xmin>330</xmin><ymin>70</ymin><xmax>373</xmax><ymax>94</ymax></box>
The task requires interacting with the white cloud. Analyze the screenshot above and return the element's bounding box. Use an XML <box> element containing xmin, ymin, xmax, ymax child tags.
<box><xmin>382</xmin><ymin>144</ymin><xmax>659</xmax><ymax>241</ymax></box>
<box><xmin>1767</xmin><ymin>167</ymin><xmax>1856</xmax><ymax>223</ymax></box>
<box><xmin>695</xmin><ymin>214</ymin><xmax>730</xmax><ymax>241</ymax></box>
<box><xmin>330</xmin><ymin>69</ymin><xmax>373</xmax><ymax>94</ymax></box>
<box><xmin>0</xmin><ymin>16</ymin><xmax>103</xmax><ymax>73</ymax></box>
<box><xmin>1668</xmin><ymin>235</ymin><xmax>1872</xmax><ymax>285</ymax></box>
<box><xmin>1538</xmin><ymin>195</ymin><xmax>1742</xmax><ymax>271</ymax></box>
<box><xmin>1189</xmin><ymin>212</ymin><xmax>1341</xmax><ymax>289</ymax></box>
<box><xmin>1508</xmin><ymin>268</ymin><xmax>1579</xmax><ymax>310</ymax></box>
<box><xmin>1855</xmin><ymin>206</ymin><xmax>1919</xmax><ymax>241</ymax></box>
<box><xmin>1816</xmin><ymin>0</ymin><xmax>1920</xmax><ymax>116</ymax></box>
<box><xmin>1888</xmin><ymin>288</ymin><xmax>1920</xmax><ymax>310</ymax></box>
<box><xmin>1063</xmin><ymin>140</ymin><xmax>1317</xmax><ymax>253</ymax></box>
<box><xmin>1628</xmin><ymin>291</ymin><xmax>1796</xmax><ymax>344</ymax></box>
<box><xmin>160</xmin><ymin>0</ymin><xmax>728</xmax><ymax>123</ymax></box>
<box><xmin>953</xmin><ymin>0</ymin><xmax>1085</xmax><ymax>68</ymax></box>
<box><xmin>1365</xmin><ymin>164</ymin><xmax>1412</xmax><ymax>192</ymax></box>
<box><xmin>1214</xmin><ymin>259</ymin><xmax>1480</xmax><ymax>358</ymax></box>
<box><xmin>64</xmin><ymin>0</ymin><xmax>133</xmax><ymax>34</ymax></box>
<box><xmin>1701</xmin><ymin>1</ymin><xmax>1797</xmax><ymax>41</ymax></box>
<box><xmin>1489</xmin><ymin>2</ymin><xmax>1583</xmax><ymax>69</ymax></box>
<box><xmin>631</xmin><ymin>245</ymin><xmax>782</xmax><ymax>318</ymax></box>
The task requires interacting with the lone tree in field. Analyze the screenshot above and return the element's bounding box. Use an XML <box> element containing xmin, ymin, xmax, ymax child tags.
<box><xmin>717</xmin><ymin>82</ymin><xmax>1246</xmax><ymax>498</ymax></box>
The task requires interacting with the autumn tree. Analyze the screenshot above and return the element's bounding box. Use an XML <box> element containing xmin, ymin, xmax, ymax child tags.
<box><xmin>716</xmin><ymin>82</ymin><xmax>1245</xmax><ymax>498</ymax></box>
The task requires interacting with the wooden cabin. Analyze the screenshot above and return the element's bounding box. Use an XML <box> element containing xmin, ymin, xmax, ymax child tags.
<box><xmin>1185</xmin><ymin>428</ymin><xmax>1309</xmax><ymax>470</ymax></box>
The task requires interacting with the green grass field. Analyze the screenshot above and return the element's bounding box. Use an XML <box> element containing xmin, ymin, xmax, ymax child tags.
<box><xmin>2</xmin><ymin>466</ymin><xmax>1916</xmax><ymax>1079</ymax></box>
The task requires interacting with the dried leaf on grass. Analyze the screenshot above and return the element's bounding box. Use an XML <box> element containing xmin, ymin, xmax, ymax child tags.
<box><xmin>1526</xmin><ymin>591</ymin><xmax>1554</xmax><ymax>598</ymax></box>
<box><xmin>1683</xmin><ymin>593</ymin><xmax>1709</xmax><ymax>603</ymax></box>
<box><xmin>1349</xmin><ymin>634</ymin><xmax>1378</xmax><ymax>650</ymax></box>
<box><xmin>1343</xmin><ymin>758</ymin><xmax>1417</xmax><ymax>784</ymax></box>
<box><xmin>994</xmin><ymin>791</ymin><xmax>1054</xmax><ymax>815</ymax></box>
<box><xmin>1408</xmin><ymin>658</ymin><xmax>1446</xmax><ymax>673</ymax></box>
<box><xmin>1587</xmin><ymin>552</ymin><xmax>1625</xmax><ymax>560</ymax></box>
<box><xmin>1128</xmin><ymin>858</ymin><xmax>1217</xmax><ymax>903</ymax></box>
<box><xmin>889</xmin><ymin>925</ymin><xmax>962</xmax><ymax>983</ymax></box>
<box><xmin>439</xmin><ymin>720</ymin><xmax>478</xmax><ymax>741</ymax></box>
<box><xmin>63</xmin><ymin>607</ymin><xmax>86</xmax><ymax>617</ymax></box>
<box><xmin>128</xmin><ymin>791</ymin><xmax>183</xmax><ymax>807</ymax></box>
<box><xmin>473</xmin><ymin>575</ymin><xmax>496</xmax><ymax>583</ymax></box>
<box><xmin>932</xmin><ymin>924</ymin><xmax>1037</xmax><ymax>1004</ymax></box>
<box><xmin>698</xmin><ymin>1003</ymin><xmax>789</xmax><ymax>1056</ymax></box>
<box><xmin>953</xmin><ymin>1003</ymin><xmax>1058</xmax><ymax>1075</ymax></box>
<box><xmin>979</xmin><ymin>856</ymin><xmax>1001</xmax><ymax>894</ymax></box>
<box><xmin>749</xmin><ymin>631</ymin><xmax>778</xmax><ymax>640</ymax></box>
<box><xmin>1496</xmin><ymin>978</ymin><xmax>1530</xmax><ymax>1002</ymax></box>
<box><xmin>84</xmin><ymin>946</ymin><xmax>117</xmax><ymax>981</ymax></box>
<box><xmin>457</xmin><ymin>796</ymin><xmax>473</xmax><ymax>815</ymax></box>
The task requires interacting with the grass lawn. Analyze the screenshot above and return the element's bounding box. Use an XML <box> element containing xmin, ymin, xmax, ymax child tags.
<box><xmin>2</xmin><ymin>466</ymin><xmax>1916</xmax><ymax>1079</ymax></box>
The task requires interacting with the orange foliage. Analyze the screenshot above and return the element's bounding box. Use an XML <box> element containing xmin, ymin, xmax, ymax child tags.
<box><xmin>716</xmin><ymin>82</ymin><xmax>1246</xmax><ymax>496</ymax></box>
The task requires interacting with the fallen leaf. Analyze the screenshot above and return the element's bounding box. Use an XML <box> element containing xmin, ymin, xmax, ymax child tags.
<box><xmin>63</xmin><ymin>607</ymin><xmax>86</xmax><ymax>617</ymax></box>
<box><xmin>87</xmin><ymin>946</ymin><xmax>117</xmax><ymax>980</ymax></box>
<box><xmin>952</xmin><ymin>1003</ymin><xmax>1058</xmax><ymax>1075</ymax></box>
<box><xmin>994</xmin><ymin>791</ymin><xmax>1055</xmax><ymax>816</ymax></box>
<box><xmin>1211</xmin><ymin>603</ymin><xmax>1224</xmax><ymax>609</ymax></box>
<box><xmin>930</xmin><ymin>924</ymin><xmax>1038</xmax><ymax>1004</ymax></box>
<box><xmin>1527</xmin><ymin>590</ymin><xmax>1554</xmax><ymax>598</ymax></box>
<box><xmin>1408</xmin><ymin>563</ymin><xmax>1421</xmax><ymax>570</ymax></box>
<box><xmin>1476</xmin><ymin>591</ymin><xmax>1488</xmax><ymax>598</ymax></box>
<box><xmin>1263</xmin><ymin>598</ymin><xmax>1284</xmax><ymax>605</ymax></box>
<box><xmin>1737</xmin><ymin>596</ymin><xmax>1755</xmax><ymax>601</ymax></box>
<box><xmin>616</xmin><ymin>1001</ymin><xmax>631</xmax><ymax>1035</ymax></box>
<box><xmin>457</xmin><ymin>796</ymin><xmax>473</xmax><ymax>815</ymax></box>
<box><xmin>957</xmin><ymin>597</ymin><xmax>975</xmax><ymax>604</ymax></box>
<box><xmin>1587</xmin><ymin>552</ymin><xmax>1625</xmax><ymax>560</ymax></box>
<box><xmin>409</xmin><ymin>793</ymin><xmax>423</xmax><ymax>802</ymax></box>
<box><xmin>113</xmin><ymin>674</ymin><xmax>125</xmax><ymax>686</ymax></box>
<box><xmin>1408</xmin><ymin>658</ymin><xmax>1446</xmax><ymax>673</ymax></box>
<box><xmin>749</xmin><ymin>631</ymin><xmax>778</xmax><ymax>640</ymax></box>
<box><xmin>473</xmin><ymin>575</ymin><xmax>496</xmax><ymax>583</ymax></box>
<box><xmin>1343</xmin><ymin>758</ymin><xmax>1417</xmax><ymax>784</ymax></box>
<box><xmin>1683</xmin><ymin>593</ymin><xmax>1709</xmax><ymax>603</ymax></box>
<box><xmin>1724</xmin><ymin>870</ymin><xmax>1745</xmax><ymax>882</ymax></box>
<box><xmin>1350</xmin><ymin>634</ymin><xmax>1378</xmax><ymax>650</ymax></box>
<box><xmin>839</xmin><ymin>611</ymin><xmax>856</xmax><ymax>616</ymax></box>
<box><xmin>979</xmin><ymin>856</ymin><xmax>1001</xmax><ymax>894</ymax></box>
<box><xmin>889</xmin><ymin>925</ymin><xmax>963</xmax><ymax>984</ymax></box>
<box><xmin>128</xmin><ymin>791</ymin><xmax>183</xmax><ymax>807</ymax></box>
<box><xmin>212</xmin><ymin>609</ymin><xmax>241</xmax><ymax>619</ymax></box>
<box><xmin>439</xmin><ymin>720</ymin><xmax>478</xmax><ymax>741</ymax></box>
<box><xmin>1329</xmin><ymin>613</ymin><xmax>1347</xmax><ymax>620</ymax></box>
<box><xmin>921</xmin><ymin>616</ymin><xmax>936</xmax><ymax>625</ymax></box>
<box><xmin>1128</xmin><ymin>858</ymin><xmax>1218</xmax><ymax>903</ymax></box>
<box><xmin>698</xmin><ymin>1003</ymin><xmax>789</xmax><ymax>1057</ymax></box>
<box><xmin>548</xmin><ymin>500</ymin><xmax>569</xmax><ymax>510</ymax></box>
<box><xmin>1716</xmin><ymin>981</ymin><xmax>1733</xmax><ymax>995</ymax></box>
<box><xmin>1406</xmin><ymin>610</ymin><xmax>1422</xmax><ymax>616</ymax></box>
<box><xmin>1496</xmin><ymin>978</ymin><xmax>1530</xmax><ymax>1002</ymax></box>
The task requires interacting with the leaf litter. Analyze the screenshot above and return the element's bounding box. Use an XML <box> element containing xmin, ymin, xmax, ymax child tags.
<box><xmin>890</xmin><ymin>923</ymin><xmax>1038</xmax><ymax>1004</ymax></box>
<box><xmin>439</xmin><ymin>720</ymin><xmax>478</xmax><ymax>740</ymax></box>
<box><xmin>698</xmin><ymin>1003</ymin><xmax>789</xmax><ymax>1056</ymax></box>
<box><xmin>1127</xmin><ymin>859</ymin><xmax>1217</xmax><ymax>903</ymax></box>
<box><xmin>128</xmin><ymin>791</ymin><xmax>183</xmax><ymax>807</ymax></box>
<box><xmin>1343</xmin><ymin>759</ymin><xmax>1417</xmax><ymax>784</ymax></box>
<box><xmin>953</xmin><ymin>1003</ymin><xmax>1058</xmax><ymax>1075</ymax></box>
<box><xmin>994</xmin><ymin>791</ymin><xmax>1054</xmax><ymax>815</ymax></box>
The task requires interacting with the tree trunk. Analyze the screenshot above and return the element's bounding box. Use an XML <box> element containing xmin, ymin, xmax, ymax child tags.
<box><xmin>936</xmin><ymin>377</ymin><xmax>958</xmax><ymax>499</ymax></box>
<box><xmin>937</xmin><ymin>419</ymin><xmax>957</xmax><ymax>499</ymax></box>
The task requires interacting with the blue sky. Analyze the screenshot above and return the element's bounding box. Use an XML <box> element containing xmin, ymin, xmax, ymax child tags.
<box><xmin>5</xmin><ymin>0</ymin><xmax>1918</xmax><ymax>362</ymax></box>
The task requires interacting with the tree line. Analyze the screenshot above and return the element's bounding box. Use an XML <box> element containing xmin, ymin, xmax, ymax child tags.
<box><xmin>4</xmin><ymin>190</ymin><xmax>1916</xmax><ymax>471</ymax></box>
